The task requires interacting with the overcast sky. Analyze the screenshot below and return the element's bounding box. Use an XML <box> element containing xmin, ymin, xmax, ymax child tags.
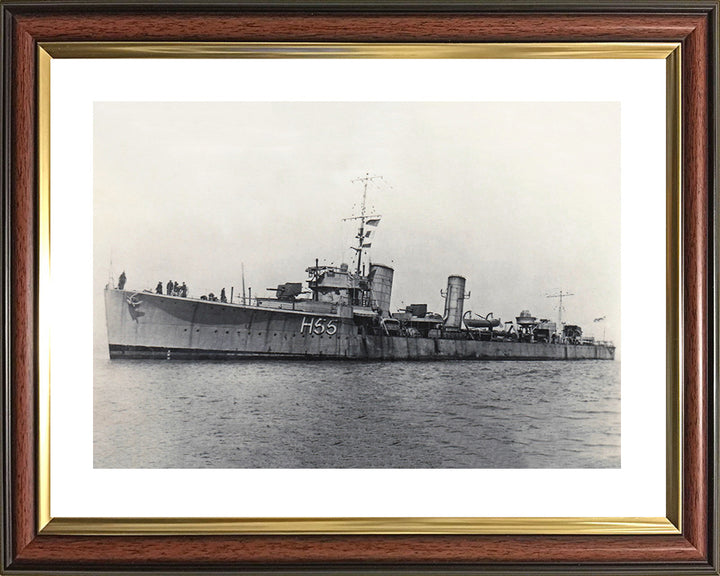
<box><xmin>94</xmin><ymin>101</ymin><xmax>620</xmax><ymax>347</ymax></box>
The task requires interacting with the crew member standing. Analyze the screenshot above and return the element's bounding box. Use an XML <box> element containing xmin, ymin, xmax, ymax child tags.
<box><xmin>118</xmin><ymin>271</ymin><xmax>126</xmax><ymax>290</ymax></box>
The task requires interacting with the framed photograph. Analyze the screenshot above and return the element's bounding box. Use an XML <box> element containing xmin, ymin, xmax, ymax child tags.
<box><xmin>1</xmin><ymin>1</ymin><xmax>717</xmax><ymax>574</ymax></box>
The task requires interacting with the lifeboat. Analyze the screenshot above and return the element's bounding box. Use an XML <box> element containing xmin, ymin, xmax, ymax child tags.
<box><xmin>463</xmin><ymin>312</ymin><xmax>501</xmax><ymax>329</ymax></box>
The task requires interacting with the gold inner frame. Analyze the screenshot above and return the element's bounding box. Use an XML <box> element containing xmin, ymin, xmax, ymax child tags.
<box><xmin>36</xmin><ymin>42</ymin><xmax>682</xmax><ymax>536</ymax></box>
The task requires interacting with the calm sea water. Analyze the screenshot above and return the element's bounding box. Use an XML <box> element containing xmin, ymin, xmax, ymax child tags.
<box><xmin>93</xmin><ymin>359</ymin><xmax>620</xmax><ymax>469</ymax></box>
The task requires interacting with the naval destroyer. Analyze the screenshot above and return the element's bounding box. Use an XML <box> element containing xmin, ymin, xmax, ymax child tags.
<box><xmin>104</xmin><ymin>178</ymin><xmax>616</xmax><ymax>361</ymax></box>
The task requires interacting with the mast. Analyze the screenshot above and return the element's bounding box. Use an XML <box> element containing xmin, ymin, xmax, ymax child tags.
<box><xmin>547</xmin><ymin>290</ymin><xmax>575</xmax><ymax>326</ymax></box>
<box><xmin>344</xmin><ymin>173</ymin><xmax>382</xmax><ymax>274</ymax></box>
<box><xmin>241</xmin><ymin>262</ymin><xmax>246</xmax><ymax>305</ymax></box>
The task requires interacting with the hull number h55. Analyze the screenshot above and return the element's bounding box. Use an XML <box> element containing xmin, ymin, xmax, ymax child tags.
<box><xmin>300</xmin><ymin>317</ymin><xmax>338</xmax><ymax>335</ymax></box>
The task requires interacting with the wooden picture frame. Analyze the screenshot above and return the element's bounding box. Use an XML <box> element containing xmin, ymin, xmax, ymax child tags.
<box><xmin>1</xmin><ymin>1</ymin><xmax>717</xmax><ymax>573</ymax></box>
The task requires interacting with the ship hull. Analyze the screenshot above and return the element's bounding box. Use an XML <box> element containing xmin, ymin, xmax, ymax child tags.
<box><xmin>105</xmin><ymin>289</ymin><xmax>615</xmax><ymax>361</ymax></box>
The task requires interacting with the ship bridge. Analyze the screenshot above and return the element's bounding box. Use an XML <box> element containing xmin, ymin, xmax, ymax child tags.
<box><xmin>306</xmin><ymin>263</ymin><xmax>367</xmax><ymax>307</ymax></box>
<box><xmin>306</xmin><ymin>261</ymin><xmax>394</xmax><ymax>316</ymax></box>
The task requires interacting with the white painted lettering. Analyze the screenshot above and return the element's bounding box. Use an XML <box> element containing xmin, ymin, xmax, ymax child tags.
<box><xmin>326</xmin><ymin>320</ymin><xmax>337</xmax><ymax>335</ymax></box>
<box><xmin>299</xmin><ymin>317</ymin><xmax>313</xmax><ymax>334</ymax></box>
<box><xmin>299</xmin><ymin>317</ymin><xmax>338</xmax><ymax>335</ymax></box>
<box><xmin>313</xmin><ymin>318</ymin><xmax>326</xmax><ymax>335</ymax></box>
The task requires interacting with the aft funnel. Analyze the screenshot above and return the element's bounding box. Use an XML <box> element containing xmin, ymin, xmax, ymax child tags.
<box><xmin>442</xmin><ymin>275</ymin><xmax>468</xmax><ymax>329</ymax></box>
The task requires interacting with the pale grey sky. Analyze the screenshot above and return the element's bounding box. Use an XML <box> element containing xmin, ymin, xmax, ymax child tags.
<box><xmin>94</xmin><ymin>101</ymin><xmax>620</xmax><ymax>347</ymax></box>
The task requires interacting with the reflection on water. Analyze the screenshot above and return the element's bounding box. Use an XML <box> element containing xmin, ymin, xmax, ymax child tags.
<box><xmin>93</xmin><ymin>359</ymin><xmax>620</xmax><ymax>468</ymax></box>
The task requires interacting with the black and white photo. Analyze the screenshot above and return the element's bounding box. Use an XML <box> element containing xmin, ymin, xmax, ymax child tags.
<box><xmin>94</xmin><ymin>101</ymin><xmax>621</xmax><ymax>469</ymax></box>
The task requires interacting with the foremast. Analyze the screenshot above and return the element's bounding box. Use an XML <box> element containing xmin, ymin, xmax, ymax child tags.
<box><xmin>344</xmin><ymin>173</ymin><xmax>382</xmax><ymax>274</ymax></box>
<box><xmin>305</xmin><ymin>173</ymin><xmax>384</xmax><ymax>309</ymax></box>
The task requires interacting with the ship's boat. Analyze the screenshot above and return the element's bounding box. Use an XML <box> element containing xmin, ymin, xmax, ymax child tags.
<box><xmin>463</xmin><ymin>312</ymin><xmax>502</xmax><ymax>330</ymax></box>
<box><xmin>105</xmin><ymin>178</ymin><xmax>616</xmax><ymax>361</ymax></box>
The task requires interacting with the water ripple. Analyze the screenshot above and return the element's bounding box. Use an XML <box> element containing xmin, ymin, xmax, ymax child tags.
<box><xmin>94</xmin><ymin>359</ymin><xmax>621</xmax><ymax>469</ymax></box>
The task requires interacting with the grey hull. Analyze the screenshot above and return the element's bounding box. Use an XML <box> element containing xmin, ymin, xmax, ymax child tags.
<box><xmin>105</xmin><ymin>288</ymin><xmax>615</xmax><ymax>361</ymax></box>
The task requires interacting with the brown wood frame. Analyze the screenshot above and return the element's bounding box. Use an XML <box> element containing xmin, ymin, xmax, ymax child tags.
<box><xmin>1</xmin><ymin>1</ymin><xmax>717</xmax><ymax>573</ymax></box>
